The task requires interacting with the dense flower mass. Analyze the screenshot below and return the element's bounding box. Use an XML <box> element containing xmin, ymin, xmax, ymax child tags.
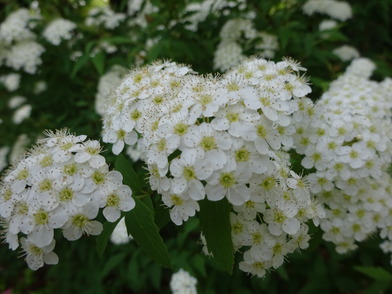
<box><xmin>292</xmin><ymin>58</ymin><xmax>392</xmax><ymax>255</ymax></box>
<box><xmin>42</xmin><ymin>18</ymin><xmax>76</xmax><ymax>46</ymax></box>
<box><xmin>213</xmin><ymin>17</ymin><xmax>278</xmax><ymax>71</ymax></box>
<box><xmin>0</xmin><ymin>129</ymin><xmax>135</xmax><ymax>270</ymax></box>
<box><xmin>170</xmin><ymin>268</ymin><xmax>198</xmax><ymax>294</ymax></box>
<box><xmin>102</xmin><ymin>57</ymin><xmax>324</xmax><ymax>276</ymax></box>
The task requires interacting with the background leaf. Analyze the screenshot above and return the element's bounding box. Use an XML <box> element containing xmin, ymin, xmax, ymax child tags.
<box><xmin>124</xmin><ymin>197</ymin><xmax>171</xmax><ymax>268</ymax></box>
<box><xmin>199</xmin><ymin>198</ymin><xmax>234</xmax><ymax>274</ymax></box>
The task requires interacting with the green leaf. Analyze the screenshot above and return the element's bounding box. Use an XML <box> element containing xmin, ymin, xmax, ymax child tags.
<box><xmin>199</xmin><ymin>198</ymin><xmax>234</xmax><ymax>274</ymax></box>
<box><xmin>100</xmin><ymin>252</ymin><xmax>127</xmax><ymax>279</ymax></box>
<box><xmin>91</xmin><ymin>52</ymin><xmax>105</xmax><ymax>75</ymax></box>
<box><xmin>96</xmin><ymin>219</ymin><xmax>120</xmax><ymax>257</ymax></box>
<box><xmin>115</xmin><ymin>154</ymin><xmax>144</xmax><ymax>194</ymax></box>
<box><xmin>354</xmin><ymin>266</ymin><xmax>392</xmax><ymax>281</ymax></box>
<box><xmin>154</xmin><ymin>201</ymin><xmax>171</xmax><ymax>229</ymax></box>
<box><xmin>124</xmin><ymin>197</ymin><xmax>171</xmax><ymax>268</ymax></box>
<box><xmin>103</xmin><ymin>36</ymin><xmax>134</xmax><ymax>45</ymax></box>
<box><xmin>70</xmin><ymin>53</ymin><xmax>90</xmax><ymax>78</ymax></box>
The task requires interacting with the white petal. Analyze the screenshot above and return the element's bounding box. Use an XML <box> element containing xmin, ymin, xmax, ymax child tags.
<box><xmin>103</xmin><ymin>207</ymin><xmax>121</xmax><ymax>222</ymax></box>
<box><xmin>282</xmin><ymin>218</ymin><xmax>300</xmax><ymax>235</ymax></box>
<box><xmin>74</xmin><ymin>152</ymin><xmax>91</xmax><ymax>163</ymax></box>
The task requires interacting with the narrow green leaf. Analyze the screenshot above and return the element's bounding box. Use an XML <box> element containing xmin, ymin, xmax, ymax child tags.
<box><xmin>70</xmin><ymin>53</ymin><xmax>90</xmax><ymax>78</ymax></box>
<box><xmin>124</xmin><ymin>197</ymin><xmax>171</xmax><ymax>268</ymax></box>
<box><xmin>154</xmin><ymin>201</ymin><xmax>171</xmax><ymax>229</ymax></box>
<box><xmin>115</xmin><ymin>154</ymin><xmax>144</xmax><ymax>194</ymax></box>
<box><xmin>100</xmin><ymin>252</ymin><xmax>127</xmax><ymax>278</ymax></box>
<box><xmin>103</xmin><ymin>36</ymin><xmax>134</xmax><ymax>45</ymax></box>
<box><xmin>199</xmin><ymin>198</ymin><xmax>234</xmax><ymax>274</ymax></box>
<box><xmin>354</xmin><ymin>266</ymin><xmax>392</xmax><ymax>281</ymax></box>
<box><xmin>96</xmin><ymin>218</ymin><xmax>120</xmax><ymax>257</ymax></box>
<box><xmin>91</xmin><ymin>52</ymin><xmax>105</xmax><ymax>75</ymax></box>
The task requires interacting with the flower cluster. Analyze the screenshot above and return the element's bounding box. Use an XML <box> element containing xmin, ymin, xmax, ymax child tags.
<box><xmin>292</xmin><ymin>58</ymin><xmax>392</xmax><ymax>254</ymax></box>
<box><xmin>170</xmin><ymin>268</ymin><xmax>198</xmax><ymax>294</ymax></box>
<box><xmin>95</xmin><ymin>65</ymin><xmax>128</xmax><ymax>116</ymax></box>
<box><xmin>42</xmin><ymin>18</ymin><xmax>76</xmax><ymax>46</ymax></box>
<box><xmin>0</xmin><ymin>8</ymin><xmax>44</xmax><ymax>74</ymax></box>
<box><xmin>0</xmin><ymin>129</ymin><xmax>135</xmax><ymax>270</ymax></box>
<box><xmin>102</xmin><ymin>57</ymin><xmax>324</xmax><ymax>276</ymax></box>
<box><xmin>302</xmin><ymin>0</ymin><xmax>352</xmax><ymax>21</ymax></box>
<box><xmin>85</xmin><ymin>6</ymin><xmax>126</xmax><ymax>30</ymax></box>
<box><xmin>214</xmin><ymin>17</ymin><xmax>278</xmax><ymax>71</ymax></box>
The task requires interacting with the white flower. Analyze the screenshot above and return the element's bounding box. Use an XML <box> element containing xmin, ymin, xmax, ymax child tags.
<box><xmin>169</xmin><ymin>149</ymin><xmax>210</xmax><ymax>200</ymax></box>
<box><xmin>333</xmin><ymin>45</ymin><xmax>360</xmax><ymax>62</ymax></box>
<box><xmin>161</xmin><ymin>191</ymin><xmax>200</xmax><ymax>226</ymax></box>
<box><xmin>170</xmin><ymin>268</ymin><xmax>198</xmax><ymax>294</ymax></box>
<box><xmin>5</xmin><ymin>41</ymin><xmax>45</xmax><ymax>74</ymax></box>
<box><xmin>0</xmin><ymin>73</ymin><xmax>20</xmax><ymax>91</ymax></box>
<box><xmin>20</xmin><ymin>238</ymin><xmax>58</xmax><ymax>270</ymax></box>
<box><xmin>12</xmin><ymin>104</ymin><xmax>32</xmax><ymax>124</ymax></box>
<box><xmin>100</xmin><ymin>185</ymin><xmax>135</xmax><ymax>222</ymax></box>
<box><xmin>62</xmin><ymin>203</ymin><xmax>103</xmax><ymax>241</ymax></box>
<box><xmin>110</xmin><ymin>217</ymin><xmax>133</xmax><ymax>245</ymax></box>
<box><xmin>74</xmin><ymin>140</ymin><xmax>106</xmax><ymax>168</ymax></box>
<box><xmin>43</xmin><ymin>18</ymin><xmax>76</xmax><ymax>45</ymax></box>
<box><xmin>205</xmin><ymin>158</ymin><xmax>251</xmax><ymax>205</ymax></box>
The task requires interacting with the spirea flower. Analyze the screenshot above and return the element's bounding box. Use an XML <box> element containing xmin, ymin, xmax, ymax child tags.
<box><xmin>292</xmin><ymin>58</ymin><xmax>392</xmax><ymax>256</ymax></box>
<box><xmin>0</xmin><ymin>129</ymin><xmax>135</xmax><ymax>270</ymax></box>
<box><xmin>0</xmin><ymin>8</ymin><xmax>37</xmax><ymax>45</ymax></box>
<box><xmin>43</xmin><ymin>18</ymin><xmax>76</xmax><ymax>46</ymax></box>
<box><xmin>170</xmin><ymin>269</ymin><xmax>198</xmax><ymax>294</ymax></box>
<box><xmin>302</xmin><ymin>0</ymin><xmax>352</xmax><ymax>21</ymax></box>
<box><xmin>110</xmin><ymin>217</ymin><xmax>133</xmax><ymax>245</ymax></box>
<box><xmin>95</xmin><ymin>65</ymin><xmax>128</xmax><ymax>116</ymax></box>
<box><xmin>332</xmin><ymin>45</ymin><xmax>360</xmax><ymax>62</ymax></box>
<box><xmin>102</xmin><ymin>57</ymin><xmax>322</xmax><ymax>277</ymax></box>
<box><xmin>85</xmin><ymin>6</ymin><xmax>126</xmax><ymax>29</ymax></box>
<box><xmin>213</xmin><ymin>18</ymin><xmax>278</xmax><ymax>71</ymax></box>
<box><xmin>5</xmin><ymin>40</ymin><xmax>45</xmax><ymax>74</ymax></box>
<box><xmin>0</xmin><ymin>73</ymin><xmax>20</xmax><ymax>91</ymax></box>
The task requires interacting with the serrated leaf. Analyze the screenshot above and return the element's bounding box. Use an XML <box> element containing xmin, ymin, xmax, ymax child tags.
<box><xmin>124</xmin><ymin>197</ymin><xmax>171</xmax><ymax>268</ymax></box>
<box><xmin>96</xmin><ymin>218</ymin><xmax>120</xmax><ymax>257</ymax></box>
<box><xmin>92</xmin><ymin>52</ymin><xmax>105</xmax><ymax>75</ymax></box>
<box><xmin>115</xmin><ymin>154</ymin><xmax>144</xmax><ymax>194</ymax></box>
<box><xmin>354</xmin><ymin>266</ymin><xmax>392</xmax><ymax>281</ymax></box>
<box><xmin>199</xmin><ymin>198</ymin><xmax>234</xmax><ymax>274</ymax></box>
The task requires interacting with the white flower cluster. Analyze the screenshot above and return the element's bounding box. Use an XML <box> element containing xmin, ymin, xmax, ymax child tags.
<box><xmin>170</xmin><ymin>269</ymin><xmax>198</xmax><ymax>294</ymax></box>
<box><xmin>0</xmin><ymin>8</ymin><xmax>36</xmax><ymax>45</ymax></box>
<box><xmin>180</xmin><ymin>0</ymin><xmax>247</xmax><ymax>31</ymax></box>
<box><xmin>0</xmin><ymin>8</ymin><xmax>44</xmax><ymax>74</ymax></box>
<box><xmin>0</xmin><ymin>130</ymin><xmax>135</xmax><ymax>270</ymax></box>
<box><xmin>332</xmin><ymin>45</ymin><xmax>360</xmax><ymax>62</ymax></box>
<box><xmin>8</xmin><ymin>95</ymin><xmax>32</xmax><ymax>125</ymax></box>
<box><xmin>102</xmin><ymin>57</ymin><xmax>324</xmax><ymax>277</ymax></box>
<box><xmin>42</xmin><ymin>18</ymin><xmax>76</xmax><ymax>46</ymax></box>
<box><xmin>85</xmin><ymin>6</ymin><xmax>126</xmax><ymax>30</ymax></box>
<box><xmin>302</xmin><ymin>0</ymin><xmax>352</xmax><ymax>21</ymax></box>
<box><xmin>214</xmin><ymin>18</ymin><xmax>278</xmax><ymax>72</ymax></box>
<box><xmin>345</xmin><ymin>57</ymin><xmax>376</xmax><ymax>79</ymax></box>
<box><xmin>5</xmin><ymin>41</ymin><xmax>45</xmax><ymax>74</ymax></box>
<box><xmin>0</xmin><ymin>73</ymin><xmax>21</xmax><ymax>91</ymax></box>
<box><xmin>95</xmin><ymin>65</ymin><xmax>128</xmax><ymax>116</ymax></box>
<box><xmin>292</xmin><ymin>58</ymin><xmax>392</xmax><ymax>254</ymax></box>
